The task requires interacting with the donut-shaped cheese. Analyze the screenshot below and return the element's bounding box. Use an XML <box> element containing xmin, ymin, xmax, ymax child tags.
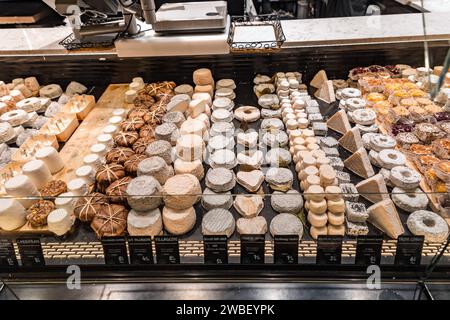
<box><xmin>407</xmin><ymin>210</ymin><xmax>449</xmax><ymax>243</ymax></box>
<box><xmin>234</xmin><ymin>106</ymin><xmax>260</xmax><ymax>122</ymax></box>
<box><xmin>16</xmin><ymin>97</ymin><xmax>41</xmax><ymax>112</ymax></box>
<box><xmin>307</xmin><ymin>212</ymin><xmax>328</xmax><ymax>227</ymax></box>
<box><xmin>345</xmin><ymin>98</ymin><xmax>366</xmax><ymax>111</ymax></box>
<box><xmin>352</xmin><ymin>108</ymin><xmax>377</xmax><ymax>125</ymax></box>
<box><xmin>369</xmin><ymin>134</ymin><xmax>396</xmax><ymax>152</ymax></box>
<box><xmin>0</xmin><ymin>122</ymin><xmax>15</xmax><ymax>143</ymax></box>
<box><xmin>39</xmin><ymin>84</ymin><xmax>63</xmax><ymax>99</ymax></box>
<box><xmin>0</xmin><ymin>109</ymin><xmax>28</xmax><ymax>126</ymax></box>
<box><xmin>341</xmin><ymin>88</ymin><xmax>361</xmax><ymax>99</ymax></box>
<box><xmin>390</xmin><ymin>166</ymin><xmax>421</xmax><ymax>190</ymax></box>
<box><xmin>377</xmin><ymin>149</ymin><xmax>406</xmax><ymax>169</ymax></box>
<box><xmin>391</xmin><ymin>187</ymin><xmax>429</xmax><ymax>213</ymax></box>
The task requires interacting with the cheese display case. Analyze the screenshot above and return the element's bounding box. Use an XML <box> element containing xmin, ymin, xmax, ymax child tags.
<box><xmin>0</xmin><ymin>5</ymin><xmax>450</xmax><ymax>294</ymax></box>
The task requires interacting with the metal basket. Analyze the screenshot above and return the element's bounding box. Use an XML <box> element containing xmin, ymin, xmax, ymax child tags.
<box><xmin>227</xmin><ymin>14</ymin><xmax>286</xmax><ymax>53</ymax></box>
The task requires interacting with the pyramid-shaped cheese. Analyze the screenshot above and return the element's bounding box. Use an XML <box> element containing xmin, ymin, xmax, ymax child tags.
<box><xmin>315</xmin><ymin>80</ymin><xmax>335</xmax><ymax>104</ymax></box>
<box><xmin>356</xmin><ymin>173</ymin><xmax>390</xmax><ymax>203</ymax></box>
<box><xmin>367</xmin><ymin>199</ymin><xmax>404</xmax><ymax>239</ymax></box>
<box><xmin>344</xmin><ymin>147</ymin><xmax>374</xmax><ymax>179</ymax></box>
<box><xmin>327</xmin><ymin>110</ymin><xmax>351</xmax><ymax>134</ymax></box>
<box><xmin>310</xmin><ymin>70</ymin><xmax>328</xmax><ymax>89</ymax></box>
<box><xmin>339</xmin><ymin>127</ymin><xmax>363</xmax><ymax>153</ymax></box>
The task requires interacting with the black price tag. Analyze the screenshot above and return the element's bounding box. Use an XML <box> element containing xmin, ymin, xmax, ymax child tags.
<box><xmin>355</xmin><ymin>235</ymin><xmax>383</xmax><ymax>266</ymax></box>
<box><xmin>316</xmin><ymin>235</ymin><xmax>343</xmax><ymax>265</ymax></box>
<box><xmin>274</xmin><ymin>235</ymin><xmax>299</xmax><ymax>264</ymax></box>
<box><xmin>101</xmin><ymin>237</ymin><xmax>129</xmax><ymax>265</ymax></box>
<box><xmin>395</xmin><ymin>235</ymin><xmax>424</xmax><ymax>266</ymax></box>
<box><xmin>0</xmin><ymin>239</ymin><xmax>18</xmax><ymax>268</ymax></box>
<box><xmin>240</xmin><ymin>234</ymin><xmax>265</xmax><ymax>264</ymax></box>
<box><xmin>155</xmin><ymin>236</ymin><xmax>180</xmax><ymax>264</ymax></box>
<box><xmin>203</xmin><ymin>236</ymin><xmax>228</xmax><ymax>264</ymax></box>
<box><xmin>127</xmin><ymin>237</ymin><xmax>154</xmax><ymax>265</ymax></box>
<box><xmin>16</xmin><ymin>238</ymin><xmax>45</xmax><ymax>267</ymax></box>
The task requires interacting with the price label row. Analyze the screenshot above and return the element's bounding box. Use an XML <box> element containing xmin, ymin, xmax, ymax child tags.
<box><xmin>0</xmin><ymin>235</ymin><xmax>425</xmax><ymax>267</ymax></box>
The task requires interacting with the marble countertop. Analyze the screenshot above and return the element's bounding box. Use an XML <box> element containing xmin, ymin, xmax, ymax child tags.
<box><xmin>0</xmin><ymin>12</ymin><xmax>448</xmax><ymax>57</ymax></box>
<box><xmin>396</xmin><ymin>0</ymin><xmax>450</xmax><ymax>13</ymax></box>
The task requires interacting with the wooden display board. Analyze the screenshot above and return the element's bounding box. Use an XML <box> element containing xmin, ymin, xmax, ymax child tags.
<box><xmin>0</xmin><ymin>84</ymin><xmax>132</xmax><ymax>235</ymax></box>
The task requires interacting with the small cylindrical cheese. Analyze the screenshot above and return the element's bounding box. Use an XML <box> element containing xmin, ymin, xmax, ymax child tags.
<box><xmin>47</xmin><ymin>208</ymin><xmax>74</xmax><ymax>236</ymax></box>
<box><xmin>112</xmin><ymin>108</ymin><xmax>126</xmax><ymax>117</ymax></box>
<box><xmin>4</xmin><ymin>175</ymin><xmax>40</xmax><ymax>208</ymax></box>
<box><xmin>108</xmin><ymin>116</ymin><xmax>122</xmax><ymax>125</ymax></box>
<box><xmin>103</xmin><ymin>124</ymin><xmax>118</xmax><ymax>135</ymax></box>
<box><xmin>35</xmin><ymin>146</ymin><xmax>64</xmax><ymax>174</ymax></box>
<box><xmin>90</xmin><ymin>143</ymin><xmax>107</xmax><ymax>157</ymax></box>
<box><xmin>67</xmin><ymin>178</ymin><xmax>89</xmax><ymax>196</ymax></box>
<box><xmin>54</xmin><ymin>192</ymin><xmax>77</xmax><ymax>214</ymax></box>
<box><xmin>76</xmin><ymin>165</ymin><xmax>96</xmax><ymax>185</ymax></box>
<box><xmin>22</xmin><ymin>159</ymin><xmax>52</xmax><ymax>189</ymax></box>
<box><xmin>83</xmin><ymin>153</ymin><xmax>102</xmax><ymax>170</ymax></box>
<box><xmin>125</xmin><ymin>89</ymin><xmax>137</xmax><ymax>103</ymax></box>
<box><xmin>96</xmin><ymin>133</ymin><xmax>113</xmax><ymax>147</ymax></box>
<box><xmin>0</xmin><ymin>198</ymin><xmax>27</xmax><ymax>230</ymax></box>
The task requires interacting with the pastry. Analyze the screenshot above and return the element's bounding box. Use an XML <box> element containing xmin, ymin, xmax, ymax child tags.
<box><xmin>126</xmin><ymin>176</ymin><xmax>162</xmax><ymax>211</ymax></box>
<box><xmin>113</xmin><ymin>131</ymin><xmax>139</xmax><ymax>147</ymax></box>
<box><xmin>96</xmin><ymin>163</ymin><xmax>125</xmax><ymax>193</ymax></box>
<box><xmin>414</xmin><ymin>123</ymin><xmax>445</xmax><ymax>144</ymax></box>
<box><xmin>40</xmin><ymin>180</ymin><xmax>67</xmax><ymax>197</ymax></box>
<box><xmin>105</xmin><ymin>147</ymin><xmax>135</xmax><ymax>164</ymax></box>
<box><xmin>74</xmin><ymin>192</ymin><xmax>108</xmax><ymax>222</ymax></box>
<box><xmin>91</xmin><ymin>204</ymin><xmax>128</xmax><ymax>238</ymax></box>
<box><xmin>27</xmin><ymin>200</ymin><xmax>55</xmax><ymax>227</ymax></box>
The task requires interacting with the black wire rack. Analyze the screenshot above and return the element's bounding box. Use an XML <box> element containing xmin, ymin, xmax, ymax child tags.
<box><xmin>227</xmin><ymin>14</ymin><xmax>286</xmax><ymax>53</ymax></box>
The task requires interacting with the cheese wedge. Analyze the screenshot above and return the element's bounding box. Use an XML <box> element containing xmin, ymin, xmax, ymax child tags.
<box><xmin>314</xmin><ymin>80</ymin><xmax>335</xmax><ymax>104</ymax></box>
<box><xmin>344</xmin><ymin>147</ymin><xmax>374</xmax><ymax>179</ymax></box>
<box><xmin>338</xmin><ymin>127</ymin><xmax>363</xmax><ymax>153</ymax></box>
<box><xmin>367</xmin><ymin>199</ymin><xmax>404</xmax><ymax>239</ymax></box>
<box><xmin>327</xmin><ymin>109</ymin><xmax>351</xmax><ymax>134</ymax></box>
<box><xmin>310</xmin><ymin>70</ymin><xmax>328</xmax><ymax>89</ymax></box>
<box><xmin>356</xmin><ymin>173</ymin><xmax>390</xmax><ymax>203</ymax></box>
